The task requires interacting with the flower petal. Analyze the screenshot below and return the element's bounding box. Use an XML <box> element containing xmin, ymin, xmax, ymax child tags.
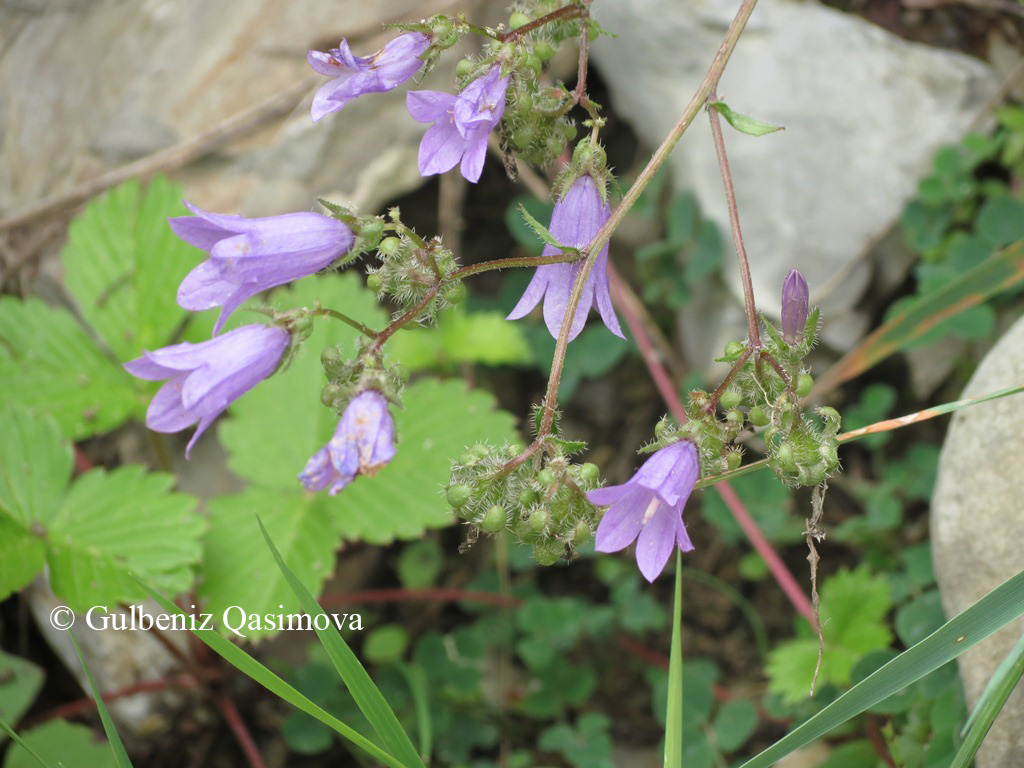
<box><xmin>145</xmin><ymin>376</ymin><xmax>194</xmax><ymax>433</ymax></box>
<box><xmin>635</xmin><ymin>505</ymin><xmax>679</xmax><ymax>582</ymax></box>
<box><xmin>631</xmin><ymin>441</ymin><xmax>699</xmax><ymax>508</ymax></box>
<box><xmin>506</xmin><ymin>266</ymin><xmax>551</xmax><ymax>321</ymax></box>
<box><xmin>594</xmin><ymin>486</ymin><xmax>649</xmax><ymax>553</ymax></box>
<box><xmin>417</xmin><ymin>121</ymin><xmax>466</xmax><ymax>177</ymax></box>
<box><xmin>407</xmin><ymin>90</ymin><xmax>455</xmax><ymax>123</ymax></box>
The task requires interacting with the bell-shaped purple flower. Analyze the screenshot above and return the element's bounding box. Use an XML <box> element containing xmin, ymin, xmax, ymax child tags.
<box><xmin>586</xmin><ymin>441</ymin><xmax>698</xmax><ymax>582</ymax></box>
<box><xmin>781</xmin><ymin>268</ymin><xmax>809</xmax><ymax>345</ymax></box>
<box><xmin>170</xmin><ymin>203</ymin><xmax>354</xmax><ymax>335</ymax></box>
<box><xmin>407</xmin><ymin>64</ymin><xmax>509</xmax><ymax>183</ymax></box>
<box><xmin>308</xmin><ymin>32</ymin><xmax>431</xmax><ymax>122</ymax></box>
<box><xmin>299</xmin><ymin>390</ymin><xmax>396</xmax><ymax>495</ymax></box>
<box><xmin>124</xmin><ymin>324</ymin><xmax>291</xmax><ymax>458</ymax></box>
<box><xmin>507</xmin><ymin>174</ymin><xmax>623</xmax><ymax>341</ymax></box>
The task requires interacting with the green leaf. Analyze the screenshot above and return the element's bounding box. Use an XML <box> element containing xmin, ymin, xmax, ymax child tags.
<box><xmin>505</xmin><ymin>196</ymin><xmax>554</xmax><ymax>257</ymax></box>
<box><xmin>525</xmin><ymin>323</ymin><xmax>628</xmax><ymax>398</ymax></box>
<box><xmin>517</xmin><ymin>204</ymin><xmax>579</xmax><ymax>256</ymax></box>
<box><xmin>46</xmin><ymin>466</ymin><xmax>202</xmax><ymax>611</ymax></box>
<box><xmin>818</xmin><ymin>739</ymin><xmax>878</xmax><ymax>768</ymax></box>
<box><xmin>364</xmin><ymin>626</ymin><xmax>410</xmax><ymax>665</ymax></box>
<box><xmin>140</xmin><ymin>580</ymin><xmax>405</xmax><ymax>768</ymax></box>
<box><xmin>2</xmin><ymin>720</ymin><xmax>114</xmax><ymax>768</ymax></box>
<box><xmin>712</xmin><ymin>699</ymin><xmax>758</xmax><ymax>752</ymax></box>
<box><xmin>767</xmin><ymin>567</ymin><xmax>891</xmax><ymax>703</ymax></box>
<box><xmin>896</xmin><ymin>590</ymin><xmax>946</xmax><ymax>647</ymax></box>
<box><xmin>71</xmin><ymin>634</ymin><xmax>132</xmax><ymax>768</ymax></box>
<box><xmin>740</xmin><ymin>568</ymin><xmax>1024</xmax><ymax>768</ymax></box>
<box><xmin>977</xmin><ymin>195</ymin><xmax>1024</xmax><ymax>247</ymax></box>
<box><xmin>258</xmin><ymin>517</ymin><xmax>425</xmax><ymax>768</ymax></box>
<box><xmin>62</xmin><ymin>177</ymin><xmax>195</xmax><ymax>362</ymax></box>
<box><xmin>0</xmin><ymin>298</ymin><xmax>139</xmax><ymax>439</ymax></box>
<box><xmin>701</xmin><ymin>471</ymin><xmax>801</xmax><ymax>544</ymax></box>
<box><xmin>0</xmin><ymin>651</ymin><xmax>44</xmax><ymax>734</ymax></box>
<box><xmin>396</xmin><ymin>539</ymin><xmax>443</xmax><ymax>589</ymax></box>
<box><xmin>388</xmin><ymin>309</ymin><xmax>532</xmax><ymax>369</ymax></box>
<box><xmin>710</xmin><ymin>102</ymin><xmax>784</xmax><ymax>136</ymax></box>
<box><xmin>0</xmin><ymin>405</ymin><xmax>71</xmax><ymax>528</ymax></box>
<box><xmin>200</xmin><ymin>489</ymin><xmax>339</xmax><ymax>635</ymax></box>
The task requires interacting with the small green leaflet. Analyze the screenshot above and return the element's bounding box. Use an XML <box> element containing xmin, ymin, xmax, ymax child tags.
<box><xmin>710</xmin><ymin>101</ymin><xmax>784</xmax><ymax>137</ymax></box>
<box><xmin>517</xmin><ymin>203</ymin><xmax>580</xmax><ymax>257</ymax></box>
<box><xmin>0</xmin><ymin>405</ymin><xmax>203</xmax><ymax>610</ymax></box>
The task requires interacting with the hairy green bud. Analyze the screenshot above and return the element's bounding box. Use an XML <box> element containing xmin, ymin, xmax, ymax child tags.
<box><xmin>481</xmin><ymin>505</ymin><xmax>507</xmax><ymax>533</ymax></box>
<box><xmin>446</xmin><ymin>484</ymin><xmax>472</xmax><ymax>509</ymax></box>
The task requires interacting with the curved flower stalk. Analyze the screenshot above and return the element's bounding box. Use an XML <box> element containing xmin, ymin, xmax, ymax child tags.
<box><xmin>300</xmin><ymin>390</ymin><xmax>396</xmax><ymax>495</ymax></box>
<box><xmin>586</xmin><ymin>441</ymin><xmax>698</xmax><ymax>582</ymax></box>
<box><xmin>124</xmin><ymin>325</ymin><xmax>291</xmax><ymax>458</ymax></box>
<box><xmin>170</xmin><ymin>203</ymin><xmax>354</xmax><ymax>334</ymax></box>
<box><xmin>309</xmin><ymin>32</ymin><xmax>431</xmax><ymax>122</ymax></box>
<box><xmin>507</xmin><ymin>173</ymin><xmax>623</xmax><ymax>341</ymax></box>
<box><xmin>407</xmin><ymin>64</ymin><xmax>509</xmax><ymax>183</ymax></box>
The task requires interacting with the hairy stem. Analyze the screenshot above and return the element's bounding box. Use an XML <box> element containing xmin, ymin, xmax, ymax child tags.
<box><xmin>499</xmin><ymin>1</ymin><xmax>587</xmax><ymax>43</ymax></box>
<box><xmin>448</xmin><ymin>250</ymin><xmax>583</xmax><ymax>281</ymax></box>
<box><xmin>538</xmin><ymin>0</ymin><xmax>761</xmax><ymax>438</ymax></box>
<box><xmin>313</xmin><ymin>307</ymin><xmax>377</xmax><ymax>338</ymax></box>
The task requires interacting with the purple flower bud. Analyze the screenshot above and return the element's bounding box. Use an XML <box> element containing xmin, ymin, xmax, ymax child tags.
<box><xmin>308</xmin><ymin>32</ymin><xmax>431</xmax><ymax>122</ymax></box>
<box><xmin>170</xmin><ymin>203</ymin><xmax>354</xmax><ymax>335</ymax></box>
<box><xmin>124</xmin><ymin>324</ymin><xmax>291</xmax><ymax>458</ymax></box>
<box><xmin>586</xmin><ymin>441</ymin><xmax>698</xmax><ymax>582</ymax></box>
<box><xmin>299</xmin><ymin>390</ymin><xmax>396</xmax><ymax>495</ymax></box>
<box><xmin>781</xmin><ymin>269</ymin><xmax>809</xmax><ymax>345</ymax></box>
<box><xmin>407</xmin><ymin>64</ymin><xmax>509</xmax><ymax>183</ymax></box>
<box><xmin>507</xmin><ymin>174</ymin><xmax>623</xmax><ymax>341</ymax></box>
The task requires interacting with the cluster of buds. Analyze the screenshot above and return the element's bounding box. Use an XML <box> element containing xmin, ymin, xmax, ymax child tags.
<box><xmin>445</xmin><ymin>439</ymin><xmax>602</xmax><ymax>564</ymax></box>
<box><xmin>319</xmin><ymin>341</ymin><xmax>407</xmax><ymax>415</ymax></box>
<box><xmin>658</xmin><ymin>271</ymin><xmax>840</xmax><ymax>489</ymax></box>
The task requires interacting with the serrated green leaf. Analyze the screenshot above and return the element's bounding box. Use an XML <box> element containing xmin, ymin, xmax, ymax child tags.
<box><xmin>710</xmin><ymin>101</ymin><xmax>784</xmax><ymax>136</ymax></box>
<box><xmin>2</xmin><ymin>720</ymin><xmax>114</xmax><ymax>768</ymax></box>
<box><xmin>62</xmin><ymin>177</ymin><xmax>196</xmax><ymax>362</ymax></box>
<box><xmin>0</xmin><ymin>651</ymin><xmax>44</xmax><ymax>735</ymax></box>
<box><xmin>0</xmin><ymin>406</ymin><xmax>71</xmax><ymax>528</ymax></box>
<box><xmin>46</xmin><ymin>466</ymin><xmax>202</xmax><ymax>611</ymax></box>
<box><xmin>0</xmin><ymin>298</ymin><xmax>140</xmax><ymax>439</ymax></box>
<box><xmin>388</xmin><ymin>309</ymin><xmax>532</xmax><ymax>370</ymax></box>
<box><xmin>200</xmin><ymin>489</ymin><xmax>339</xmax><ymax>636</ymax></box>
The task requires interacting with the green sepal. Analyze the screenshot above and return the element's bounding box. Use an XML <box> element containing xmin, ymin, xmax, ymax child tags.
<box><xmin>710</xmin><ymin>101</ymin><xmax>784</xmax><ymax>137</ymax></box>
<box><xmin>518</xmin><ymin>204</ymin><xmax>580</xmax><ymax>257</ymax></box>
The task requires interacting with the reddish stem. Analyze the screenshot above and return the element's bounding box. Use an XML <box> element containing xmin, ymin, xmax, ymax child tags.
<box><xmin>29</xmin><ymin>676</ymin><xmax>196</xmax><ymax>725</ymax></box>
<box><xmin>216</xmin><ymin>695</ymin><xmax>267</xmax><ymax>768</ymax></box>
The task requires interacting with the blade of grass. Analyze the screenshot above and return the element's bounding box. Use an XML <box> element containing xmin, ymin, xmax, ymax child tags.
<box><xmin>256</xmin><ymin>516</ymin><xmax>425</xmax><ymax>768</ymax></box>
<box><xmin>814</xmin><ymin>241</ymin><xmax>1024</xmax><ymax>394</ymax></box>
<box><xmin>70</xmin><ymin>632</ymin><xmax>133</xmax><ymax>768</ymax></box>
<box><xmin>950</xmin><ymin>631</ymin><xmax>1024</xmax><ymax>768</ymax></box>
<box><xmin>739</xmin><ymin>568</ymin><xmax>1024</xmax><ymax>768</ymax></box>
<box><xmin>0</xmin><ymin>717</ymin><xmax>52</xmax><ymax>768</ymax></box>
<box><xmin>664</xmin><ymin>552</ymin><xmax>684</xmax><ymax>768</ymax></box>
<box><xmin>397</xmin><ymin>662</ymin><xmax>432</xmax><ymax>762</ymax></box>
<box><xmin>137</xmin><ymin>580</ymin><xmax>406</xmax><ymax>768</ymax></box>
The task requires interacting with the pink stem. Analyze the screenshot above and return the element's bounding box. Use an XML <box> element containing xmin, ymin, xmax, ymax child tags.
<box><xmin>609</xmin><ymin>269</ymin><xmax>815</xmax><ymax>624</ymax></box>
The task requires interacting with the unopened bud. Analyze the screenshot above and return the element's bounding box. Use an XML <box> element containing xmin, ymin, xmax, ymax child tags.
<box><xmin>447</xmin><ymin>484</ymin><xmax>472</xmax><ymax>508</ymax></box>
<box><xmin>579</xmin><ymin>463</ymin><xmax>600</xmax><ymax>485</ymax></box>
<box><xmin>481</xmin><ymin>505</ymin><xmax>507</xmax><ymax>533</ymax></box>
<box><xmin>748</xmin><ymin>406</ymin><xmax>769</xmax><ymax>427</ymax></box>
<box><xmin>528</xmin><ymin>507</ymin><xmax>550</xmax><ymax>533</ymax></box>
<box><xmin>720</xmin><ymin>389</ymin><xmax>743</xmax><ymax>409</ymax></box>
<box><xmin>781</xmin><ymin>269</ymin><xmax>809</xmax><ymax>345</ymax></box>
<box><xmin>509</xmin><ymin>11</ymin><xmax>530</xmax><ymax>29</ymax></box>
<box><xmin>366</xmin><ymin>273</ymin><xmax>383</xmax><ymax>293</ymax></box>
<box><xmin>796</xmin><ymin>373</ymin><xmax>814</xmax><ymax>398</ymax></box>
<box><xmin>723</xmin><ymin>340</ymin><xmax>745</xmax><ymax>359</ymax></box>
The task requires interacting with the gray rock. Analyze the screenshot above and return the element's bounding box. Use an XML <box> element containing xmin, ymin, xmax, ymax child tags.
<box><xmin>933</xmin><ymin>314</ymin><xmax>1024</xmax><ymax>768</ymax></box>
<box><xmin>590</xmin><ymin>0</ymin><xmax>997</xmax><ymax>366</ymax></box>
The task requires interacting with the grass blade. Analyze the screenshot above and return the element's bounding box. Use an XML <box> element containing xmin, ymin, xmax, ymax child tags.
<box><xmin>815</xmin><ymin>241</ymin><xmax>1024</xmax><ymax>394</ymax></box>
<box><xmin>664</xmin><ymin>552</ymin><xmax>684</xmax><ymax>768</ymax></box>
<box><xmin>137</xmin><ymin>580</ymin><xmax>406</xmax><ymax>768</ymax></box>
<box><xmin>257</xmin><ymin>516</ymin><xmax>425</xmax><ymax>768</ymax></box>
<box><xmin>0</xmin><ymin>717</ymin><xmax>52</xmax><ymax>768</ymax></box>
<box><xmin>950</xmin><ymin>631</ymin><xmax>1024</xmax><ymax>768</ymax></box>
<box><xmin>70</xmin><ymin>632</ymin><xmax>133</xmax><ymax>768</ymax></box>
<box><xmin>739</xmin><ymin>568</ymin><xmax>1024</xmax><ymax>768</ymax></box>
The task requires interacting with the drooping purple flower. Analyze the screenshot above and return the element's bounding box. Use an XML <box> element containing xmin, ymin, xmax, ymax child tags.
<box><xmin>308</xmin><ymin>32</ymin><xmax>431</xmax><ymax>122</ymax></box>
<box><xmin>124</xmin><ymin>324</ymin><xmax>291</xmax><ymax>458</ymax></box>
<box><xmin>170</xmin><ymin>203</ymin><xmax>354</xmax><ymax>335</ymax></box>
<box><xmin>407</xmin><ymin>64</ymin><xmax>509</xmax><ymax>183</ymax></box>
<box><xmin>299</xmin><ymin>390</ymin><xmax>396</xmax><ymax>495</ymax></box>
<box><xmin>586</xmin><ymin>441</ymin><xmax>698</xmax><ymax>582</ymax></box>
<box><xmin>781</xmin><ymin>268</ymin><xmax>809</xmax><ymax>345</ymax></box>
<box><xmin>507</xmin><ymin>174</ymin><xmax>623</xmax><ymax>341</ymax></box>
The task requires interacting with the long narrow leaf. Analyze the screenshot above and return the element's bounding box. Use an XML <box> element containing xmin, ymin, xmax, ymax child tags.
<box><xmin>664</xmin><ymin>552</ymin><xmax>684</xmax><ymax>768</ymax></box>
<box><xmin>950</xmin><ymin>631</ymin><xmax>1024</xmax><ymax>768</ymax></box>
<box><xmin>0</xmin><ymin>716</ymin><xmax>52</xmax><ymax>768</ymax></box>
<box><xmin>815</xmin><ymin>241</ymin><xmax>1024</xmax><ymax>393</ymax></box>
<box><xmin>70</xmin><ymin>633</ymin><xmax>133</xmax><ymax>768</ymax></box>
<box><xmin>138</xmin><ymin>580</ymin><xmax>404</xmax><ymax>768</ymax></box>
<box><xmin>257</xmin><ymin>517</ymin><xmax>425</xmax><ymax>768</ymax></box>
<box><xmin>739</xmin><ymin>568</ymin><xmax>1024</xmax><ymax>768</ymax></box>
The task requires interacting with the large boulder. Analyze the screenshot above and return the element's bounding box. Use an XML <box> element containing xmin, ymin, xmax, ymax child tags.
<box><xmin>933</xmin><ymin>315</ymin><xmax>1024</xmax><ymax>767</ymax></box>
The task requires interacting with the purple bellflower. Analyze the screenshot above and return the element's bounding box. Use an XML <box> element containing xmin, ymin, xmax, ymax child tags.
<box><xmin>586</xmin><ymin>441</ymin><xmax>698</xmax><ymax>582</ymax></box>
<box><xmin>124</xmin><ymin>324</ymin><xmax>291</xmax><ymax>458</ymax></box>
<box><xmin>299</xmin><ymin>390</ymin><xmax>396</xmax><ymax>495</ymax></box>
<box><xmin>407</xmin><ymin>64</ymin><xmax>509</xmax><ymax>183</ymax></box>
<box><xmin>507</xmin><ymin>174</ymin><xmax>623</xmax><ymax>341</ymax></box>
<box><xmin>781</xmin><ymin>268</ymin><xmax>809</xmax><ymax>344</ymax></box>
<box><xmin>308</xmin><ymin>32</ymin><xmax>431</xmax><ymax>122</ymax></box>
<box><xmin>170</xmin><ymin>203</ymin><xmax>354</xmax><ymax>335</ymax></box>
